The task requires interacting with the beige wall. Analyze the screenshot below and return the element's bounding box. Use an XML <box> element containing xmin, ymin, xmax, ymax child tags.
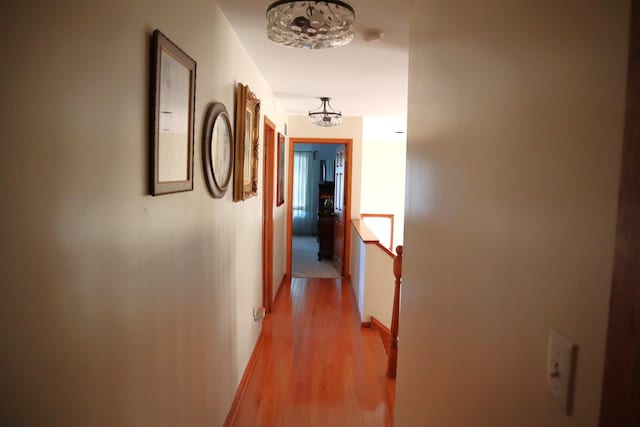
<box><xmin>363</xmin><ymin>244</ymin><xmax>394</xmax><ymax>327</ymax></box>
<box><xmin>350</xmin><ymin>229</ymin><xmax>366</xmax><ymax>317</ymax></box>
<box><xmin>288</xmin><ymin>115</ymin><xmax>363</xmax><ymax>219</ymax></box>
<box><xmin>395</xmin><ymin>1</ymin><xmax>629</xmax><ymax>426</ymax></box>
<box><xmin>0</xmin><ymin>1</ymin><xmax>285</xmax><ymax>426</ymax></box>
<box><xmin>273</xmin><ymin>167</ymin><xmax>288</xmax><ymax>297</ymax></box>
<box><xmin>351</xmin><ymin>223</ymin><xmax>395</xmax><ymax>327</ymax></box>
<box><xmin>361</xmin><ymin>116</ymin><xmax>407</xmax><ymax>247</ymax></box>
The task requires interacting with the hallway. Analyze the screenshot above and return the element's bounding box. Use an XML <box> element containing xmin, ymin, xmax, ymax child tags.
<box><xmin>230</xmin><ymin>277</ymin><xmax>395</xmax><ymax>427</ymax></box>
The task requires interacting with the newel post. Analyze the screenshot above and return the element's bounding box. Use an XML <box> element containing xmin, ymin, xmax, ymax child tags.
<box><xmin>387</xmin><ymin>245</ymin><xmax>403</xmax><ymax>378</ymax></box>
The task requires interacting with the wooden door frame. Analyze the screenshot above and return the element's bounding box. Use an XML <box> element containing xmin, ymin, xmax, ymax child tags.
<box><xmin>262</xmin><ymin>117</ymin><xmax>276</xmax><ymax>313</ymax></box>
<box><xmin>600</xmin><ymin>1</ymin><xmax>640</xmax><ymax>425</ymax></box>
<box><xmin>286</xmin><ymin>137</ymin><xmax>353</xmax><ymax>278</ymax></box>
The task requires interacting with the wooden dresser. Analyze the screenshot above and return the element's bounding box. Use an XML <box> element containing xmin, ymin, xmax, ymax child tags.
<box><xmin>317</xmin><ymin>181</ymin><xmax>335</xmax><ymax>260</ymax></box>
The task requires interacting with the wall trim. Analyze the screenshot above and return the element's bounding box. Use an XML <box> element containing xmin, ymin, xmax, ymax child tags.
<box><xmin>223</xmin><ymin>332</ymin><xmax>265</xmax><ymax>427</ymax></box>
<box><xmin>371</xmin><ymin>316</ymin><xmax>391</xmax><ymax>355</ymax></box>
<box><xmin>262</xmin><ymin>116</ymin><xmax>276</xmax><ymax>313</ymax></box>
<box><xmin>223</xmin><ymin>275</ymin><xmax>288</xmax><ymax>425</ymax></box>
<box><xmin>600</xmin><ymin>0</ymin><xmax>640</xmax><ymax>424</ymax></box>
<box><xmin>361</xmin><ymin>316</ymin><xmax>391</xmax><ymax>355</ymax></box>
<box><xmin>274</xmin><ymin>273</ymin><xmax>289</xmax><ymax>304</ymax></box>
<box><xmin>286</xmin><ymin>137</ymin><xmax>354</xmax><ymax>277</ymax></box>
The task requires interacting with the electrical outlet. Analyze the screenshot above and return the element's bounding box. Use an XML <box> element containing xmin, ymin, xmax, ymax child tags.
<box><xmin>547</xmin><ymin>330</ymin><xmax>577</xmax><ymax>414</ymax></box>
<box><xmin>253</xmin><ymin>306</ymin><xmax>266</xmax><ymax>322</ymax></box>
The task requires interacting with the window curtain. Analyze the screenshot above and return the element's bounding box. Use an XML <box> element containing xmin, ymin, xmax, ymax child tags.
<box><xmin>292</xmin><ymin>151</ymin><xmax>318</xmax><ymax>235</ymax></box>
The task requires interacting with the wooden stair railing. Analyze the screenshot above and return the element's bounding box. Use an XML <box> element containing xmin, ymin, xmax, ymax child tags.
<box><xmin>387</xmin><ymin>245</ymin><xmax>403</xmax><ymax>378</ymax></box>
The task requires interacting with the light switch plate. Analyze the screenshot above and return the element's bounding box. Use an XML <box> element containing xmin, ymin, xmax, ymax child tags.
<box><xmin>547</xmin><ymin>330</ymin><xmax>577</xmax><ymax>414</ymax></box>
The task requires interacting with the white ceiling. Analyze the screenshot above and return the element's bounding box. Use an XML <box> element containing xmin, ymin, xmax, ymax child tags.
<box><xmin>217</xmin><ymin>0</ymin><xmax>410</xmax><ymax>125</ymax></box>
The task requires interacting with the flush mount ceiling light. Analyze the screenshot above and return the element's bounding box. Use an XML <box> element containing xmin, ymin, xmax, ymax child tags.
<box><xmin>309</xmin><ymin>97</ymin><xmax>342</xmax><ymax>127</ymax></box>
<box><xmin>266</xmin><ymin>0</ymin><xmax>355</xmax><ymax>50</ymax></box>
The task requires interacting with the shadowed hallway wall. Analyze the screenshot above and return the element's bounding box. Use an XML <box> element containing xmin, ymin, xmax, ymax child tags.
<box><xmin>0</xmin><ymin>1</ymin><xmax>285</xmax><ymax>425</ymax></box>
<box><xmin>395</xmin><ymin>1</ymin><xmax>630</xmax><ymax>426</ymax></box>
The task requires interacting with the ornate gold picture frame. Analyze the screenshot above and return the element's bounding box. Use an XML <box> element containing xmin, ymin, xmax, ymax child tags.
<box><xmin>276</xmin><ymin>132</ymin><xmax>285</xmax><ymax>206</ymax></box>
<box><xmin>233</xmin><ymin>82</ymin><xmax>260</xmax><ymax>201</ymax></box>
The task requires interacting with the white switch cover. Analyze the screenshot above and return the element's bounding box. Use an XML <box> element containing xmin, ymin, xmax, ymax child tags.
<box><xmin>547</xmin><ymin>330</ymin><xmax>577</xmax><ymax>414</ymax></box>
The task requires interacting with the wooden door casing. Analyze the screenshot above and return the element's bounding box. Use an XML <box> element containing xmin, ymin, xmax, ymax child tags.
<box><xmin>286</xmin><ymin>138</ymin><xmax>353</xmax><ymax>279</ymax></box>
<box><xmin>262</xmin><ymin>117</ymin><xmax>276</xmax><ymax>313</ymax></box>
<box><xmin>600</xmin><ymin>1</ymin><xmax>640</xmax><ymax>425</ymax></box>
<box><xmin>333</xmin><ymin>150</ymin><xmax>345</xmax><ymax>274</ymax></box>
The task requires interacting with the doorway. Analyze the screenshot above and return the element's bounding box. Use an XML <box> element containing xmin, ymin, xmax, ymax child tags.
<box><xmin>286</xmin><ymin>138</ymin><xmax>353</xmax><ymax>279</ymax></box>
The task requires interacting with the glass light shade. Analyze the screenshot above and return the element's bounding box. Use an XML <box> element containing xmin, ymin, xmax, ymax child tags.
<box><xmin>266</xmin><ymin>0</ymin><xmax>355</xmax><ymax>50</ymax></box>
<box><xmin>309</xmin><ymin>98</ymin><xmax>342</xmax><ymax>127</ymax></box>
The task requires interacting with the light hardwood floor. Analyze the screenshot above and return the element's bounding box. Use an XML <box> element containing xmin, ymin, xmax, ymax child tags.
<box><xmin>231</xmin><ymin>277</ymin><xmax>395</xmax><ymax>427</ymax></box>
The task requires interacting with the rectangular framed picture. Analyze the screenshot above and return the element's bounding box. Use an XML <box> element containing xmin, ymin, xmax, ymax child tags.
<box><xmin>233</xmin><ymin>82</ymin><xmax>260</xmax><ymax>201</ymax></box>
<box><xmin>276</xmin><ymin>132</ymin><xmax>285</xmax><ymax>206</ymax></box>
<box><xmin>149</xmin><ymin>29</ymin><xmax>197</xmax><ymax>196</ymax></box>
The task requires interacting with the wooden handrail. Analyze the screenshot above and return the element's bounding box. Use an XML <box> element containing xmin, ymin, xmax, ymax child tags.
<box><xmin>387</xmin><ymin>245</ymin><xmax>403</xmax><ymax>378</ymax></box>
<box><xmin>360</xmin><ymin>213</ymin><xmax>395</xmax><ymax>251</ymax></box>
<box><xmin>351</xmin><ymin>219</ymin><xmax>395</xmax><ymax>258</ymax></box>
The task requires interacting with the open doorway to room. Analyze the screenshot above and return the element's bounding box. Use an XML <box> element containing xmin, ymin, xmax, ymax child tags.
<box><xmin>291</xmin><ymin>143</ymin><xmax>342</xmax><ymax>278</ymax></box>
<box><xmin>286</xmin><ymin>138</ymin><xmax>353</xmax><ymax>279</ymax></box>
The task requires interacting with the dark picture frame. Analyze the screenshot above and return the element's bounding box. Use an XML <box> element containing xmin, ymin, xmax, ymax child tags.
<box><xmin>149</xmin><ymin>29</ymin><xmax>197</xmax><ymax>196</ymax></box>
<box><xmin>233</xmin><ymin>82</ymin><xmax>260</xmax><ymax>201</ymax></box>
<box><xmin>203</xmin><ymin>102</ymin><xmax>234</xmax><ymax>198</ymax></box>
<box><xmin>276</xmin><ymin>132</ymin><xmax>285</xmax><ymax>206</ymax></box>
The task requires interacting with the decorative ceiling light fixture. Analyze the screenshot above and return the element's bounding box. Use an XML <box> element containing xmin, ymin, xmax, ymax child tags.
<box><xmin>266</xmin><ymin>0</ymin><xmax>355</xmax><ymax>50</ymax></box>
<box><xmin>309</xmin><ymin>97</ymin><xmax>342</xmax><ymax>127</ymax></box>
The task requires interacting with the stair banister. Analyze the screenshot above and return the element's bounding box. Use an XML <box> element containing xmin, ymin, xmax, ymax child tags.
<box><xmin>387</xmin><ymin>245</ymin><xmax>403</xmax><ymax>378</ymax></box>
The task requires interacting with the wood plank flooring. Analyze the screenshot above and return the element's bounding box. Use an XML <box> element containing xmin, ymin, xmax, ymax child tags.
<box><xmin>231</xmin><ymin>277</ymin><xmax>395</xmax><ymax>427</ymax></box>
